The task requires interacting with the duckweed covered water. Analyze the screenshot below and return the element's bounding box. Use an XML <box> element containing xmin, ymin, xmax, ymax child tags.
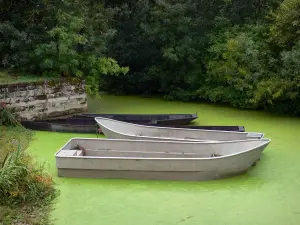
<box><xmin>28</xmin><ymin>95</ymin><xmax>300</xmax><ymax>225</ymax></box>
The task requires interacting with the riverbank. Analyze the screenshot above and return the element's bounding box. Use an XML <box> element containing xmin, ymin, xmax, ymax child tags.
<box><xmin>27</xmin><ymin>94</ymin><xmax>300</xmax><ymax>225</ymax></box>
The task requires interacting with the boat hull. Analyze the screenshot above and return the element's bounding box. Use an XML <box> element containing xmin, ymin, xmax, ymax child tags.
<box><xmin>55</xmin><ymin>138</ymin><xmax>270</xmax><ymax>181</ymax></box>
<box><xmin>57</xmin><ymin>168</ymin><xmax>247</xmax><ymax>181</ymax></box>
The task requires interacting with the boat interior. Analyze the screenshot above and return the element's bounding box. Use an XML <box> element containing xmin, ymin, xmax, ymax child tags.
<box><xmin>55</xmin><ymin>138</ymin><xmax>270</xmax><ymax>159</ymax></box>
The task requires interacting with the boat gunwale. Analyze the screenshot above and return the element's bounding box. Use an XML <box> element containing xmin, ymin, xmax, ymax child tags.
<box><xmin>54</xmin><ymin>137</ymin><xmax>271</xmax><ymax>161</ymax></box>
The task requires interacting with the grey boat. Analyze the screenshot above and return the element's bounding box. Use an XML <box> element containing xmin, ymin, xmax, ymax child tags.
<box><xmin>94</xmin><ymin>117</ymin><xmax>264</xmax><ymax>141</ymax></box>
<box><xmin>55</xmin><ymin>138</ymin><xmax>271</xmax><ymax>181</ymax></box>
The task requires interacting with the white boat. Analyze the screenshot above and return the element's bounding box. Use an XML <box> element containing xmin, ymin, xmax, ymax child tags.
<box><xmin>55</xmin><ymin>138</ymin><xmax>271</xmax><ymax>181</ymax></box>
<box><xmin>94</xmin><ymin>117</ymin><xmax>264</xmax><ymax>141</ymax></box>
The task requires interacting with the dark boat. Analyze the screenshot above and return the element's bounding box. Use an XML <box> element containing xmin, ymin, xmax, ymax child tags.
<box><xmin>21</xmin><ymin>118</ymin><xmax>98</xmax><ymax>134</ymax></box>
<box><xmin>71</xmin><ymin>113</ymin><xmax>198</xmax><ymax>125</ymax></box>
<box><xmin>71</xmin><ymin>114</ymin><xmax>245</xmax><ymax>131</ymax></box>
<box><xmin>20</xmin><ymin>117</ymin><xmax>245</xmax><ymax>134</ymax></box>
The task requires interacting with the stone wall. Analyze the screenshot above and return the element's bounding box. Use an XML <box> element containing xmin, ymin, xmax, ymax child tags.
<box><xmin>0</xmin><ymin>78</ymin><xmax>87</xmax><ymax>120</ymax></box>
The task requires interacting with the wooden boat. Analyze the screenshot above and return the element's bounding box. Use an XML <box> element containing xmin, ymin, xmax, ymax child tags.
<box><xmin>55</xmin><ymin>138</ymin><xmax>271</xmax><ymax>181</ymax></box>
<box><xmin>95</xmin><ymin>117</ymin><xmax>264</xmax><ymax>141</ymax></box>
<box><xmin>72</xmin><ymin>113</ymin><xmax>198</xmax><ymax>125</ymax></box>
<box><xmin>20</xmin><ymin>118</ymin><xmax>245</xmax><ymax>133</ymax></box>
<box><xmin>73</xmin><ymin>113</ymin><xmax>245</xmax><ymax>131</ymax></box>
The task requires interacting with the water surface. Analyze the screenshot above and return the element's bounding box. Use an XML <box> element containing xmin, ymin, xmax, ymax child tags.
<box><xmin>28</xmin><ymin>95</ymin><xmax>300</xmax><ymax>225</ymax></box>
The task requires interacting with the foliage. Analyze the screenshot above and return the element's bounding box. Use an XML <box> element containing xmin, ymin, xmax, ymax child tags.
<box><xmin>254</xmin><ymin>41</ymin><xmax>300</xmax><ymax>114</ymax></box>
<box><xmin>2</xmin><ymin>0</ymin><xmax>300</xmax><ymax>115</ymax></box>
<box><xmin>0</xmin><ymin>102</ymin><xmax>20</xmax><ymax>126</ymax></box>
<box><xmin>203</xmin><ymin>24</ymin><xmax>275</xmax><ymax>108</ymax></box>
<box><xmin>0</xmin><ymin>21</ymin><xmax>32</xmax><ymax>69</ymax></box>
<box><xmin>219</xmin><ymin>0</ymin><xmax>281</xmax><ymax>24</ymax></box>
<box><xmin>103</xmin><ymin>0</ymin><xmax>300</xmax><ymax>115</ymax></box>
<box><xmin>104</xmin><ymin>0</ymin><xmax>221</xmax><ymax>96</ymax></box>
<box><xmin>269</xmin><ymin>0</ymin><xmax>300</xmax><ymax>48</ymax></box>
<box><xmin>0</xmin><ymin>128</ymin><xmax>58</xmax><ymax>224</ymax></box>
<box><xmin>0</xmin><ymin>143</ymin><xmax>57</xmax><ymax>206</ymax></box>
<box><xmin>140</xmin><ymin>0</ymin><xmax>206</xmax><ymax>95</ymax></box>
<box><xmin>0</xmin><ymin>0</ymin><xmax>56</xmax><ymax>69</ymax></box>
<box><xmin>0</xmin><ymin>0</ymin><xmax>128</xmax><ymax>97</ymax></box>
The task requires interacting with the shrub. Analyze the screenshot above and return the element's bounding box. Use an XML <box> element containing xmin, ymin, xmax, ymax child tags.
<box><xmin>0</xmin><ymin>143</ymin><xmax>57</xmax><ymax>207</ymax></box>
<box><xmin>0</xmin><ymin>105</ymin><xmax>58</xmax><ymax>224</ymax></box>
<box><xmin>0</xmin><ymin>102</ymin><xmax>20</xmax><ymax>126</ymax></box>
<box><xmin>203</xmin><ymin>24</ymin><xmax>275</xmax><ymax>109</ymax></box>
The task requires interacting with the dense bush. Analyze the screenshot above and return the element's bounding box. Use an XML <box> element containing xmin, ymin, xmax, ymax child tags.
<box><xmin>0</xmin><ymin>143</ymin><xmax>57</xmax><ymax>206</ymax></box>
<box><xmin>102</xmin><ymin>0</ymin><xmax>300</xmax><ymax>115</ymax></box>
<box><xmin>253</xmin><ymin>41</ymin><xmax>300</xmax><ymax>114</ymax></box>
<box><xmin>202</xmin><ymin>24</ymin><xmax>275</xmax><ymax>108</ymax></box>
<box><xmin>0</xmin><ymin>0</ymin><xmax>128</xmax><ymax>97</ymax></box>
<box><xmin>269</xmin><ymin>0</ymin><xmax>300</xmax><ymax>48</ymax></box>
<box><xmin>1</xmin><ymin>0</ymin><xmax>300</xmax><ymax>115</ymax></box>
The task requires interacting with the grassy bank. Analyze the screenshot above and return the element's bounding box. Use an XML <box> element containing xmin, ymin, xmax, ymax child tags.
<box><xmin>27</xmin><ymin>95</ymin><xmax>300</xmax><ymax>225</ymax></box>
<box><xmin>0</xmin><ymin>105</ymin><xmax>58</xmax><ymax>225</ymax></box>
<box><xmin>0</xmin><ymin>70</ymin><xmax>56</xmax><ymax>85</ymax></box>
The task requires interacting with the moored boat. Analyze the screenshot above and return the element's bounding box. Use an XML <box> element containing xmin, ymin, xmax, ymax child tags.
<box><xmin>72</xmin><ymin>113</ymin><xmax>198</xmax><ymax>125</ymax></box>
<box><xmin>95</xmin><ymin>117</ymin><xmax>264</xmax><ymax>141</ymax></box>
<box><xmin>20</xmin><ymin>117</ymin><xmax>246</xmax><ymax>133</ymax></box>
<box><xmin>21</xmin><ymin>118</ymin><xmax>98</xmax><ymax>133</ymax></box>
<box><xmin>55</xmin><ymin>137</ymin><xmax>271</xmax><ymax>181</ymax></box>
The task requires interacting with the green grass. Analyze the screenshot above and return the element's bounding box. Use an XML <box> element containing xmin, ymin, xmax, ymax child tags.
<box><xmin>28</xmin><ymin>95</ymin><xmax>300</xmax><ymax>225</ymax></box>
<box><xmin>0</xmin><ymin>126</ymin><xmax>32</xmax><ymax>167</ymax></box>
<box><xmin>0</xmin><ymin>70</ymin><xmax>56</xmax><ymax>85</ymax></box>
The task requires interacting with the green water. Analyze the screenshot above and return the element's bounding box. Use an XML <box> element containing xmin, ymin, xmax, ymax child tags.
<box><xmin>28</xmin><ymin>95</ymin><xmax>300</xmax><ymax>225</ymax></box>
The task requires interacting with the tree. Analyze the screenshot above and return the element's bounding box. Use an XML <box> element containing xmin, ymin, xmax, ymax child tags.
<box><xmin>0</xmin><ymin>0</ymin><xmax>129</xmax><ymax>97</ymax></box>
<box><xmin>269</xmin><ymin>0</ymin><xmax>300</xmax><ymax>49</ymax></box>
<box><xmin>220</xmin><ymin>0</ymin><xmax>281</xmax><ymax>24</ymax></box>
<box><xmin>0</xmin><ymin>0</ymin><xmax>56</xmax><ymax>69</ymax></box>
<box><xmin>204</xmin><ymin>24</ymin><xmax>275</xmax><ymax>108</ymax></box>
<box><xmin>254</xmin><ymin>41</ymin><xmax>300</xmax><ymax>114</ymax></box>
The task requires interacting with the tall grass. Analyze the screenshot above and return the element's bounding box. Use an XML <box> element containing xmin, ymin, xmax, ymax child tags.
<box><xmin>0</xmin><ymin>143</ymin><xmax>57</xmax><ymax>206</ymax></box>
<box><xmin>0</xmin><ymin>102</ymin><xmax>30</xmax><ymax>164</ymax></box>
<box><xmin>0</xmin><ymin>102</ymin><xmax>59</xmax><ymax>224</ymax></box>
<box><xmin>0</xmin><ymin>102</ymin><xmax>21</xmax><ymax>126</ymax></box>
